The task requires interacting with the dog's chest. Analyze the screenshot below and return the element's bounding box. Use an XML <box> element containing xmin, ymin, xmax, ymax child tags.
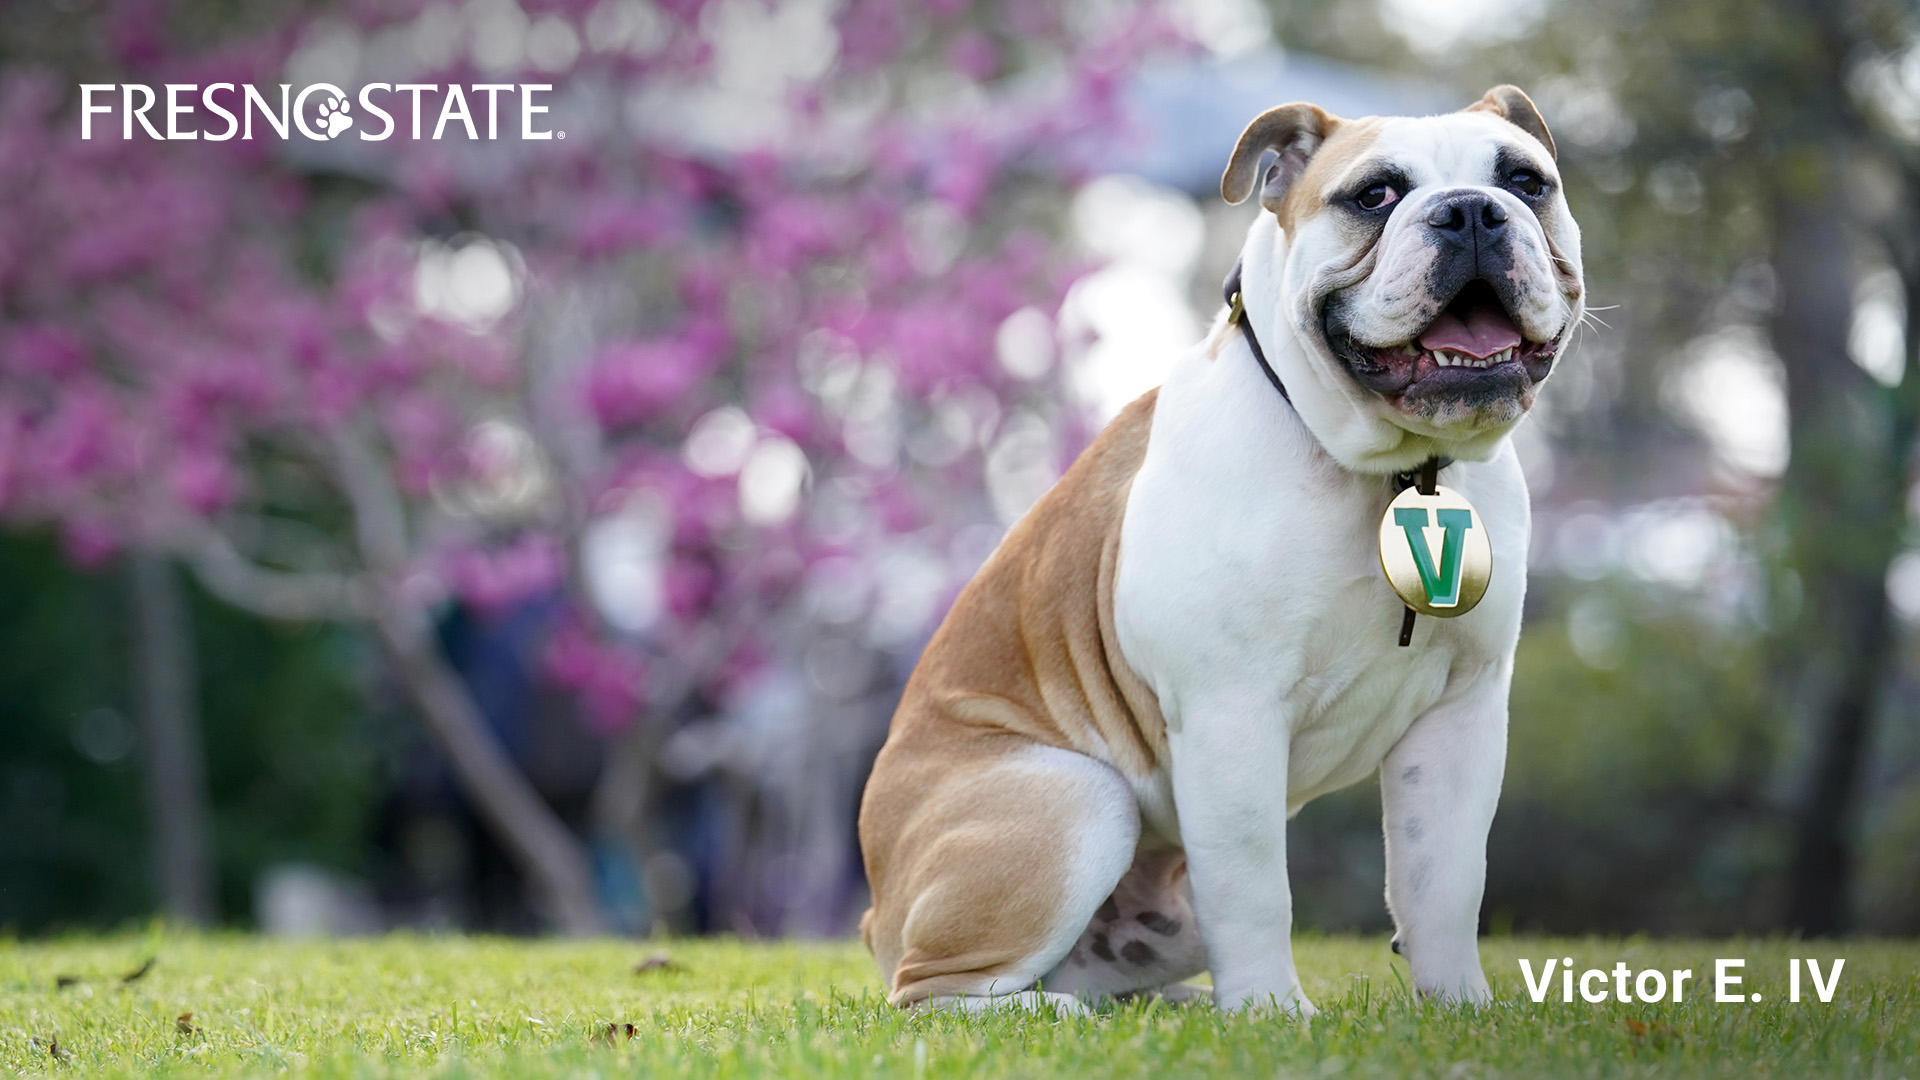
<box><xmin>1112</xmin><ymin>351</ymin><xmax>1518</xmax><ymax>810</ymax></box>
<box><xmin>1192</xmin><ymin>480</ymin><xmax>1463</xmax><ymax>800</ymax></box>
<box><xmin>1278</xmin><ymin>574</ymin><xmax>1460</xmax><ymax>806</ymax></box>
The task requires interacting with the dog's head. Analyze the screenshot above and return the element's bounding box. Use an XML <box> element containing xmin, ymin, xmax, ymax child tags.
<box><xmin>1222</xmin><ymin>86</ymin><xmax>1584</xmax><ymax>470</ymax></box>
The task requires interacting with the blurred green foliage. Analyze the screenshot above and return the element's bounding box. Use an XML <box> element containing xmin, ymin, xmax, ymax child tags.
<box><xmin>0</xmin><ymin>535</ymin><xmax>376</xmax><ymax>931</ymax></box>
<box><xmin>0</xmin><ymin>539</ymin><xmax>145</xmax><ymax>927</ymax></box>
<box><xmin>1292</xmin><ymin>579</ymin><xmax>1916</xmax><ymax>935</ymax></box>
<box><xmin>1496</xmin><ymin>585</ymin><xmax>1782</xmax><ymax>935</ymax></box>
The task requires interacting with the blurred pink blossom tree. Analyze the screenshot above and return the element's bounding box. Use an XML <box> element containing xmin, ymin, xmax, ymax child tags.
<box><xmin>0</xmin><ymin>0</ymin><xmax>1178</xmax><ymax>931</ymax></box>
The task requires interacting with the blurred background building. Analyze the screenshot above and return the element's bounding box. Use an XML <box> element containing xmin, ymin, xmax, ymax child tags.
<box><xmin>2</xmin><ymin>0</ymin><xmax>1918</xmax><ymax>939</ymax></box>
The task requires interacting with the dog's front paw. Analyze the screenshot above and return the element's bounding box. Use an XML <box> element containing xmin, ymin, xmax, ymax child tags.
<box><xmin>1415</xmin><ymin>971</ymin><xmax>1491</xmax><ymax>1007</ymax></box>
<box><xmin>1214</xmin><ymin>983</ymin><xmax>1318</xmax><ymax>1019</ymax></box>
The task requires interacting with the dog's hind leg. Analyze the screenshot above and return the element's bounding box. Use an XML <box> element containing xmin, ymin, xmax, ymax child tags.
<box><xmin>1041</xmin><ymin>845</ymin><xmax>1207</xmax><ymax>1001</ymax></box>
<box><xmin>860</xmin><ymin>741</ymin><xmax>1140</xmax><ymax>1008</ymax></box>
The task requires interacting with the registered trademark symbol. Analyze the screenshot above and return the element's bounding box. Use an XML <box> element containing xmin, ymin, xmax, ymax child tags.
<box><xmin>558</xmin><ymin>130</ymin><xmax>566</xmax><ymax>139</ymax></box>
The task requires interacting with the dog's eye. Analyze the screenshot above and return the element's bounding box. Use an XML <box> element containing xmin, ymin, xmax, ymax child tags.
<box><xmin>1355</xmin><ymin>183</ymin><xmax>1400</xmax><ymax>211</ymax></box>
<box><xmin>1508</xmin><ymin>169</ymin><xmax>1548</xmax><ymax>198</ymax></box>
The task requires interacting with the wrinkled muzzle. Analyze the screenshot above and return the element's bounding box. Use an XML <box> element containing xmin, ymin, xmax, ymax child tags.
<box><xmin>1318</xmin><ymin>187</ymin><xmax>1570</xmax><ymax>423</ymax></box>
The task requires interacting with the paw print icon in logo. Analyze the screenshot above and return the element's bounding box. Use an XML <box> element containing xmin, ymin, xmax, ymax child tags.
<box><xmin>315</xmin><ymin>96</ymin><xmax>353</xmax><ymax>139</ymax></box>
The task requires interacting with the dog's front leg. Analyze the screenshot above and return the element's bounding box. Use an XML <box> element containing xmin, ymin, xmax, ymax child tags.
<box><xmin>1167</xmin><ymin>689</ymin><xmax>1313</xmax><ymax>1016</ymax></box>
<box><xmin>1379</xmin><ymin>668</ymin><xmax>1509</xmax><ymax>1005</ymax></box>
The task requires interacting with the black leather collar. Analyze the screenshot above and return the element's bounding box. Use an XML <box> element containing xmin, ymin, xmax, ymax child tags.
<box><xmin>1222</xmin><ymin>259</ymin><xmax>1451</xmax><ymax>491</ymax></box>
<box><xmin>1222</xmin><ymin>260</ymin><xmax>1289</xmax><ymax>402</ymax></box>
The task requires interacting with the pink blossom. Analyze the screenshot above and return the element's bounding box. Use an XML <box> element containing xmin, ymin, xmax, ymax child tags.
<box><xmin>947</xmin><ymin>31</ymin><xmax>999</xmax><ymax>81</ymax></box>
<box><xmin>33</xmin><ymin>384</ymin><xmax>127</xmax><ymax>486</ymax></box>
<box><xmin>585</xmin><ymin>338</ymin><xmax>719</xmax><ymax>428</ymax></box>
<box><xmin>543</xmin><ymin>620</ymin><xmax>649</xmax><ymax>733</ymax></box>
<box><xmin>710</xmin><ymin>635</ymin><xmax>770</xmax><ymax>704</ymax></box>
<box><xmin>62</xmin><ymin>517</ymin><xmax>121</xmax><ymax>567</ymax></box>
<box><xmin>170</xmin><ymin>449</ymin><xmax>240</xmax><ymax>515</ymax></box>
<box><xmin>835</xmin><ymin>0</ymin><xmax>909</xmax><ymax>71</ymax></box>
<box><xmin>873</xmin><ymin>478</ymin><xmax>924</xmax><ymax>533</ymax></box>
<box><xmin>573</xmin><ymin>196</ymin><xmax>680</xmax><ymax>256</ymax></box>
<box><xmin>664</xmin><ymin>556</ymin><xmax>717</xmax><ymax>622</ymax></box>
<box><xmin>4</xmin><ymin>325</ymin><xmax>89</xmax><ymax>380</ymax></box>
<box><xmin>444</xmin><ymin>535</ymin><xmax>566</xmax><ymax>617</ymax></box>
<box><xmin>0</xmin><ymin>0</ymin><xmax>1180</xmax><ymax>736</ymax></box>
<box><xmin>750</xmin><ymin>385</ymin><xmax>814</xmax><ymax>444</ymax></box>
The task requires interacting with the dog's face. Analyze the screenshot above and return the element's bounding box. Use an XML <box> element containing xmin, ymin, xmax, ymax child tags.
<box><xmin>1223</xmin><ymin>87</ymin><xmax>1584</xmax><ymax>457</ymax></box>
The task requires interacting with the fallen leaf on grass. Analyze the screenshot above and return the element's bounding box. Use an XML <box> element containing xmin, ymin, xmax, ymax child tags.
<box><xmin>1623</xmin><ymin>1018</ymin><xmax>1677</xmax><ymax>1051</ymax></box>
<box><xmin>121</xmin><ymin>957</ymin><xmax>156</xmax><ymax>984</ymax></box>
<box><xmin>632</xmin><ymin>953</ymin><xmax>681</xmax><ymax>974</ymax></box>
<box><xmin>592</xmin><ymin>1022</ymin><xmax>638</xmax><ymax>1045</ymax></box>
<box><xmin>176</xmin><ymin>1013</ymin><xmax>199</xmax><ymax>1035</ymax></box>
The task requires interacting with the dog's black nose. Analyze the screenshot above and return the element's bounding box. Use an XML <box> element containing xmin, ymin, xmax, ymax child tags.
<box><xmin>1426</xmin><ymin>193</ymin><xmax>1507</xmax><ymax>240</ymax></box>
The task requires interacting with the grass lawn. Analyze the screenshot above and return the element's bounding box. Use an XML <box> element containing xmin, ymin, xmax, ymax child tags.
<box><xmin>2</xmin><ymin>932</ymin><xmax>1915</xmax><ymax>1078</ymax></box>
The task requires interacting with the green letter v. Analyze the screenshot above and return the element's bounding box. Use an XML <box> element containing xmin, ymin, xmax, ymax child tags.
<box><xmin>1393</xmin><ymin>507</ymin><xmax>1473</xmax><ymax>607</ymax></box>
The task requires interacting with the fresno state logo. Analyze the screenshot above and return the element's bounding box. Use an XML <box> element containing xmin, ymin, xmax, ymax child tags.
<box><xmin>1379</xmin><ymin>484</ymin><xmax>1492</xmax><ymax>617</ymax></box>
<box><xmin>79</xmin><ymin>82</ymin><xmax>556</xmax><ymax>141</ymax></box>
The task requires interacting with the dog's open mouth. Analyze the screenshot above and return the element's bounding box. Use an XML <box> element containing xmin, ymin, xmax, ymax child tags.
<box><xmin>1327</xmin><ymin>280</ymin><xmax>1559</xmax><ymax>396</ymax></box>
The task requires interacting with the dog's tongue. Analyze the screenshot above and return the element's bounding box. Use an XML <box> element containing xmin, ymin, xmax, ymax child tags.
<box><xmin>1417</xmin><ymin>304</ymin><xmax>1523</xmax><ymax>359</ymax></box>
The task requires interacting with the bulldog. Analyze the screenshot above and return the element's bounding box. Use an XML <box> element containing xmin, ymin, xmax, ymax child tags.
<box><xmin>858</xmin><ymin>86</ymin><xmax>1583</xmax><ymax>1015</ymax></box>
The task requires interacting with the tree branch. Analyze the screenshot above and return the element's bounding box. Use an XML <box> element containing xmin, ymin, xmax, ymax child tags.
<box><xmin>184</xmin><ymin>529</ymin><xmax>370</xmax><ymax>621</ymax></box>
<box><xmin>372</xmin><ymin>592</ymin><xmax>608</xmax><ymax>935</ymax></box>
<box><xmin>326</xmin><ymin>425</ymin><xmax>412</xmax><ymax>573</ymax></box>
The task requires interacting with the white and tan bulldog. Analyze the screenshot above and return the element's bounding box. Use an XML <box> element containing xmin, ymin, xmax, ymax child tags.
<box><xmin>858</xmin><ymin>86</ymin><xmax>1584</xmax><ymax>1015</ymax></box>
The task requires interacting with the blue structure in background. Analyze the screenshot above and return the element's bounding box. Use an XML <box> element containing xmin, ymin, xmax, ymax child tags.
<box><xmin>1104</xmin><ymin>48</ymin><xmax>1441</xmax><ymax>194</ymax></box>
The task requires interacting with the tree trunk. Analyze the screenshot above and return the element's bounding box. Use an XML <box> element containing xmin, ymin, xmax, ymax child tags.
<box><xmin>129</xmin><ymin>553</ymin><xmax>217</xmax><ymax>926</ymax></box>
<box><xmin>1770</xmin><ymin>175</ymin><xmax>1903</xmax><ymax>935</ymax></box>
<box><xmin>373</xmin><ymin>600</ymin><xmax>607</xmax><ymax>936</ymax></box>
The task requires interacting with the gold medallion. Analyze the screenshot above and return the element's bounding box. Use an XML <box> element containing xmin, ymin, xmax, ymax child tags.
<box><xmin>1378</xmin><ymin>484</ymin><xmax>1492</xmax><ymax>618</ymax></box>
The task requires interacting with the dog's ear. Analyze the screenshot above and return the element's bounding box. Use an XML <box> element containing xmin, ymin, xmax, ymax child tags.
<box><xmin>1466</xmin><ymin>85</ymin><xmax>1555</xmax><ymax>160</ymax></box>
<box><xmin>1220</xmin><ymin>103</ymin><xmax>1339</xmax><ymax>214</ymax></box>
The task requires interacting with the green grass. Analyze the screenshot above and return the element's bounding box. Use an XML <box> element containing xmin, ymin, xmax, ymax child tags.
<box><xmin>2</xmin><ymin>933</ymin><xmax>1915</xmax><ymax>1077</ymax></box>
